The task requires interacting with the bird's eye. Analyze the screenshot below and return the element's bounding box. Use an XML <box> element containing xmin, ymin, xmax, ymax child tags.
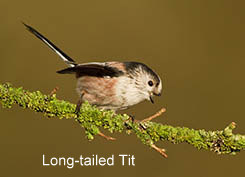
<box><xmin>156</xmin><ymin>82</ymin><xmax>159</xmax><ymax>87</ymax></box>
<box><xmin>148</xmin><ymin>80</ymin><xmax>154</xmax><ymax>87</ymax></box>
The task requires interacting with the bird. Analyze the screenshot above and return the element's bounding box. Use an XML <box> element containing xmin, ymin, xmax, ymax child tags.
<box><xmin>23</xmin><ymin>23</ymin><xmax>162</xmax><ymax>112</ymax></box>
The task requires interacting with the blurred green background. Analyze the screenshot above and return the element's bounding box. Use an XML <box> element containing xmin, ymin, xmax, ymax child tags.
<box><xmin>1</xmin><ymin>0</ymin><xmax>245</xmax><ymax>176</ymax></box>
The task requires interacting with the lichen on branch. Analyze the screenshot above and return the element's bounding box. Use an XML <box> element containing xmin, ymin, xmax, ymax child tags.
<box><xmin>0</xmin><ymin>83</ymin><xmax>244</xmax><ymax>157</ymax></box>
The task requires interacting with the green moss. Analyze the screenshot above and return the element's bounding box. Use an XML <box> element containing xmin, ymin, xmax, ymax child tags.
<box><xmin>0</xmin><ymin>83</ymin><xmax>245</xmax><ymax>155</ymax></box>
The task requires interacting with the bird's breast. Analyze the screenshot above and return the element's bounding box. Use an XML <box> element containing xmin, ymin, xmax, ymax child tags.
<box><xmin>76</xmin><ymin>76</ymin><xmax>147</xmax><ymax>110</ymax></box>
<box><xmin>76</xmin><ymin>76</ymin><xmax>122</xmax><ymax>109</ymax></box>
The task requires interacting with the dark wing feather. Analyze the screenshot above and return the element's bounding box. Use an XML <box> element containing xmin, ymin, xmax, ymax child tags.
<box><xmin>57</xmin><ymin>64</ymin><xmax>124</xmax><ymax>78</ymax></box>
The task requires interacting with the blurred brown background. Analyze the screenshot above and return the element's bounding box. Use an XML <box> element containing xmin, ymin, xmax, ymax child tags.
<box><xmin>1</xmin><ymin>0</ymin><xmax>245</xmax><ymax>176</ymax></box>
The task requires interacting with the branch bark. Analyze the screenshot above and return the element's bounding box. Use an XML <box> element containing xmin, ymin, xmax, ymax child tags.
<box><xmin>0</xmin><ymin>83</ymin><xmax>244</xmax><ymax>157</ymax></box>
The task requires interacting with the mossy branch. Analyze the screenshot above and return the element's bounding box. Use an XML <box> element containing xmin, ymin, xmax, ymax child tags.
<box><xmin>0</xmin><ymin>83</ymin><xmax>245</xmax><ymax>158</ymax></box>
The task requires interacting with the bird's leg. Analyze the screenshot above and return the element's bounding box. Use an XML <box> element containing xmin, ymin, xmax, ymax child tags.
<box><xmin>75</xmin><ymin>99</ymin><xmax>82</xmax><ymax>115</ymax></box>
<box><xmin>124</xmin><ymin>114</ymin><xmax>140</xmax><ymax>130</ymax></box>
<box><xmin>75</xmin><ymin>91</ymin><xmax>85</xmax><ymax>114</ymax></box>
<box><xmin>74</xmin><ymin>92</ymin><xmax>116</xmax><ymax>141</ymax></box>
<box><xmin>128</xmin><ymin>114</ymin><xmax>136</xmax><ymax>123</ymax></box>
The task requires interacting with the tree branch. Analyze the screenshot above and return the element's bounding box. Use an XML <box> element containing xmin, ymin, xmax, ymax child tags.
<box><xmin>0</xmin><ymin>83</ymin><xmax>244</xmax><ymax>157</ymax></box>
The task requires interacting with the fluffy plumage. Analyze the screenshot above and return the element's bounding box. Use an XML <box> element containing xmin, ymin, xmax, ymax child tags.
<box><xmin>23</xmin><ymin>23</ymin><xmax>162</xmax><ymax>111</ymax></box>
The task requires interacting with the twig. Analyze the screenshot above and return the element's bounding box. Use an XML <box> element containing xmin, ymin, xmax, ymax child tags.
<box><xmin>1</xmin><ymin>83</ymin><xmax>245</xmax><ymax>158</ymax></box>
<box><xmin>98</xmin><ymin>132</ymin><xmax>116</xmax><ymax>141</ymax></box>
<box><xmin>141</xmin><ymin>107</ymin><xmax>166</xmax><ymax>122</ymax></box>
<box><xmin>151</xmin><ymin>144</ymin><xmax>168</xmax><ymax>158</ymax></box>
<box><xmin>49</xmin><ymin>86</ymin><xmax>59</xmax><ymax>96</ymax></box>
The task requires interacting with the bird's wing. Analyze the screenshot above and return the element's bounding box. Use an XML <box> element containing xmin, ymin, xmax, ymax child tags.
<box><xmin>57</xmin><ymin>62</ymin><xmax>124</xmax><ymax>78</ymax></box>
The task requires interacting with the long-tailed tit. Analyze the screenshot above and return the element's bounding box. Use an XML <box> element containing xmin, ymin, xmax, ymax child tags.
<box><xmin>23</xmin><ymin>23</ymin><xmax>162</xmax><ymax>112</ymax></box>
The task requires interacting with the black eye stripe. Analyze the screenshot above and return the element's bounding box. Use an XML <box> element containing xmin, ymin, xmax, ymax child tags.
<box><xmin>148</xmin><ymin>80</ymin><xmax>154</xmax><ymax>87</ymax></box>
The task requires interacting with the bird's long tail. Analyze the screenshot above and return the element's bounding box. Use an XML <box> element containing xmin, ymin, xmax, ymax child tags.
<box><xmin>23</xmin><ymin>22</ymin><xmax>77</xmax><ymax>67</ymax></box>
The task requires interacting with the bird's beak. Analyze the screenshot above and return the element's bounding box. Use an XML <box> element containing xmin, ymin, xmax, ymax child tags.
<box><xmin>150</xmin><ymin>95</ymin><xmax>154</xmax><ymax>104</ymax></box>
<box><xmin>149</xmin><ymin>91</ymin><xmax>161</xmax><ymax>104</ymax></box>
<box><xmin>154</xmin><ymin>92</ymin><xmax>161</xmax><ymax>96</ymax></box>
